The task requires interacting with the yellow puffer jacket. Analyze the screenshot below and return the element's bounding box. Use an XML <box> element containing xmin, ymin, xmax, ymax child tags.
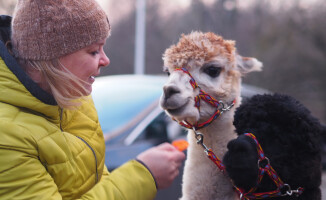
<box><xmin>0</xmin><ymin>39</ymin><xmax>156</xmax><ymax>199</ymax></box>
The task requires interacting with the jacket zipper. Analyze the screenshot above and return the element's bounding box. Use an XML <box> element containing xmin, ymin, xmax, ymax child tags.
<box><xmin>60</xmin><ymin>108</ymin><xmax>63</xmax><ymax>131</ymax></box>
<box><xmin>76</xmin><ymin>136</ymin><xmax>99</xmax><ymax>183</ymax></box>
<box><xmin>59</xmin><ymin>108</ymin><xmax>99</xmax><ymax>184</ymax></box>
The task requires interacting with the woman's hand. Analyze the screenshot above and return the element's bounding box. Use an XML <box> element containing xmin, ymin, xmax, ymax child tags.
<box><xmin>137</xmin><ymin>142</ymin><xmax>186</xmax><ymax>189</ymax></box>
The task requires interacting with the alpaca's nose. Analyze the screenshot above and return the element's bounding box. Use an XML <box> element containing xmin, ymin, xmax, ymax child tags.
<box><xmin>163</xmin><ymin>85</ymin><xmax>180</xmax><ymax>99</ymax></box>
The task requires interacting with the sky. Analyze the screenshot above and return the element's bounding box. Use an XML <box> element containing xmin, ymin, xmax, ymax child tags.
<box><xmin>96</xmin><ymin>0</ymin><xmax>322</xmax><ymax>26</ymax></box>
<box><xmin>1</xmin><ymin>0</ymin><xmax>322</xmax><ymax>20</ymax></box>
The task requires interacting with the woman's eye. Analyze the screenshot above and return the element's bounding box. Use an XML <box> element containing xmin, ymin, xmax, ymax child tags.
<box><xmin>204</xmin><ymin>66</ymin><xmax>222</xmax><ymax>78</ymax></box>
<box><xmin>91</xmin><ymin>50</ymin><xmax>99</xmax><ymax>56</ymax></box>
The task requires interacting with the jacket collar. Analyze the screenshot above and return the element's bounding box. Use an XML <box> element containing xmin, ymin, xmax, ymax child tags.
<box><xmin>0</xmin><ymin>40</ymin><xmax>57</xmax><ymax>106</ymax></box>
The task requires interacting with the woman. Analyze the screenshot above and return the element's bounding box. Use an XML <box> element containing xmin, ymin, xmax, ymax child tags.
<box><xmin>0</xmin><ymin>0</ymin><xmax>185</xmax><ymax>199</ymax></box>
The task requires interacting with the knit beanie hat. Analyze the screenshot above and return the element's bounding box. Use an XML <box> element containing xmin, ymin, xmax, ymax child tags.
<box><xmin>11</xmin><ymin>0</ymin><xmax>111</xmax><ymax>60</ymax></box>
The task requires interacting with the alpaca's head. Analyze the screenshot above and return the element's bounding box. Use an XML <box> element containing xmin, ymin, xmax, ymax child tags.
<box><xmin>160</xmin><ymin>31</ymin><xmax>262</xmax><ymax>126</ymax></box>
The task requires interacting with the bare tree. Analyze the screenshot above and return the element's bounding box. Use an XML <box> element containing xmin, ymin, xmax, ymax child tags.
<box><xmin>0</xmin><ymin>0</ymin><xmax>17</xmax><ymax>15</ymax></box>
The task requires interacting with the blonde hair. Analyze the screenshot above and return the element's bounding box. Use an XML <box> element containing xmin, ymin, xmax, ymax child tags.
<box><xmin>19</xmin><ymin>59</ymin><xmax>90</xmax><ymax>109</ymax></box>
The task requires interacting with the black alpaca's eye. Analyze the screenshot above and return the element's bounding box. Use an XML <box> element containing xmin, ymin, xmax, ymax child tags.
<box><xmin>204</xmin><ymin>66</ymin><xmax>222</xmax><ymax>78</ymax></box>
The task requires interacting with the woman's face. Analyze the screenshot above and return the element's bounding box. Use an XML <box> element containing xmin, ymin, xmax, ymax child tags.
<box><xmin>59</xmin><ymin>39</ymin><xmax>110</xmax><ymax>95</ymax></box>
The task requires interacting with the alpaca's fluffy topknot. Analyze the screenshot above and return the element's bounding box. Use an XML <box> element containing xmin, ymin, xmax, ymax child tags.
<box><xmin>163</xmin><ymin>31</ymin><xmax>236</xmax><ymax>69</ymax></box>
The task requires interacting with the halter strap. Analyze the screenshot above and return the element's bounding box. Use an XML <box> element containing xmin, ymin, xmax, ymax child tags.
<box><xmin>235</xmin><ymin>133</ymin><xmax>304</xmax><ymax>199</ymax></box>
<box><xmin>173</xmin><ymin>67</ymin><xmax>235</xmax><ymax>130</ymax></box>
<box><xmin>196</xmin><ymin>132</ymin><xmax>304</xmax><ymax>199</ymax></box>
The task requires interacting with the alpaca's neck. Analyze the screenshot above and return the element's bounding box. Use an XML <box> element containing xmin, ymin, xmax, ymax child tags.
<box><xmin>181</xmin><ymin>109</ymin><xmax>239</xmax><ymax>200</ymax></box>
<box><xmin>188</xmin><ymin>109</ymin><xmax>237</xmax><ymax>158</ymax></box>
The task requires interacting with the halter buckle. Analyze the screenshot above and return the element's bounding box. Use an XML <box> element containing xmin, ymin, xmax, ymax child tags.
<box><xmin>280</xmin><ymin>184</ymin><xmax>304</xmax><ymax>197</ymax></box>
<box><xmin>258</xmin><ymin>157</ymin><xmax>270</xmax><ymax>168</ymax></box>
<box><xmin>280</xmin><ymin>184</ymin><xmax>291</xmax><ymax>196</ymax></box>
<box><xmin>193</xmin><ymin>128</ymin><xmax>209</xmax><ymax>151</ymax></box>
<box><xmin>219</xmin><ymin>100</ymin><xmax>235</xmax><ymax>112</ymax></box>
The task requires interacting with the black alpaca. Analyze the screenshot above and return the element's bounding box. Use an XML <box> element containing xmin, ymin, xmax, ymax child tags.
<box><xmin>223</xmin><ymin>94</ymin><xmax>323</xmax><ymax>200</ymax></box>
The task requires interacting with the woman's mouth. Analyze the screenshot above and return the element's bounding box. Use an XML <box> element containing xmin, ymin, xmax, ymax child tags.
<box><xmin>89</xmin><ymin>76</ymin><xmax>96</xmax><ymax>83</ymax></box>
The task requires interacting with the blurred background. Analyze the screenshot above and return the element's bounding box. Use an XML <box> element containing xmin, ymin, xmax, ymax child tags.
<box><xmin>1</xmin><ymin>0</ymin><xmax>325</xmax><ymax>124</ymax></box>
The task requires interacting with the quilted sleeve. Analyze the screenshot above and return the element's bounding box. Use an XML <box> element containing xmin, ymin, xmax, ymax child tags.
<box><xmin>80</xmin><ymin>161</ymin><xmax>157</xmax><ymax>200</ymax></box>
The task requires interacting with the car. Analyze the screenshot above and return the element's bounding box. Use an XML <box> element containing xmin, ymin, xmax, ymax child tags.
<box><xmin>91</xmin><ymin>74</ymin><xmax>271</xmax><ymax>200</ymax></box>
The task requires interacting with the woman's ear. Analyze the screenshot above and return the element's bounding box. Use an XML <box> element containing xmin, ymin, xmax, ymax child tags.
<box><xmin>236</xmin><ymin>54</ymin><xmax>263</xmax><ymax>75</ymax></box>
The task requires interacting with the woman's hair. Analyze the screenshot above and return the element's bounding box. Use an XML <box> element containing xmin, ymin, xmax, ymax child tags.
<box><xmin>19</xmin><ymin>58</ymin><xmax>90</xmax><ymax>109</ymax></box>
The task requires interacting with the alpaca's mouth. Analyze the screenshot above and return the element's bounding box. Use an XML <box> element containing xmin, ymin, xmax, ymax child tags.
<box><xmin>160</xmin><ymin>96</ymin><xmax>190</xmax><ymax>111</ymax></box>
<box><xmin>166</xmin><ymin>103</ymin><xmax>187</xmax><ymax>115</ymax></box>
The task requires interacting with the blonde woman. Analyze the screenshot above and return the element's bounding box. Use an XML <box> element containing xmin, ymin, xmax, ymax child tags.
<box><xmin>0</xmin><ymin>0</ymin><xmax>185</xmax><ymax>199</ymax></box>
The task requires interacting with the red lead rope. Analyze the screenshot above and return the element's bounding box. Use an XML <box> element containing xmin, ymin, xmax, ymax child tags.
<box><xmin>206</xmin><ymin>148</ymin><xmax>226</xmax><ymax>171</ymax></box>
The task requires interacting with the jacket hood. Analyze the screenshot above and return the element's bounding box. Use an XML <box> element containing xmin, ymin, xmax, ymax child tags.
<box><xmin>0</xmin><ymin>39</ymin><xmax>60</xmax><ymax>120</ymax></box>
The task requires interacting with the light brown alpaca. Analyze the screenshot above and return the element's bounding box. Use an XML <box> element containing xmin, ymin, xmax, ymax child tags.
<box><xmin>159</xmin><ymin>31</ymin><xmax>263</xmax><ymax>200</ymax></box>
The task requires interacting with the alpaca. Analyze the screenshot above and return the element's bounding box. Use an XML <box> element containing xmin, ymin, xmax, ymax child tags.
<box><xmin>223</xmin><ymin>93</ymin><xmax>323</xmax><ymax>200</ymax></box>
<box><xmin>159</xmin><ymin>31</ymin><xmax>263</xmax><ymax>200</ymax></box>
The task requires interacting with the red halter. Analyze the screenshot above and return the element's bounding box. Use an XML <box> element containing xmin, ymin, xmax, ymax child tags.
<box><xmin>173</xmin><ymin>67</ymin><xmax>235</xmax><ymax>131</ymax></box>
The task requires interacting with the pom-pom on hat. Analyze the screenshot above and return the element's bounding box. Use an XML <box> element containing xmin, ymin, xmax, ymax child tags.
<box><xmin>11</xmin><ymin>0</ymin><xmax>111</xmax><ymax>60</ymax></box>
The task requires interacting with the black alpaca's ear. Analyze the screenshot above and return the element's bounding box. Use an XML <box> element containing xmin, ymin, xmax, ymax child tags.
<box><xmin>226</xmin><ymin>135</ymin><xmax>258</xmax><ymax>154</ymax></box>
<box><xmin>223</xmin><ymin>135</ymin><xmax>259</xmax><ymax>191</ymax></box>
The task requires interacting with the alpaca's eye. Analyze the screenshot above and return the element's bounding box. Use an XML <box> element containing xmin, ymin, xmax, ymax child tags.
<box><xmin>163</xmin><ymin>67</ymin><xmax>170</xmax><ymax>76</ymax></box>
<box><xmin>164</xmin><ymin>71</ymin><xmax>170</xmax><ymax>76</ymax></box>
<box><xmin>204</xmin><ymin>66</ymin><xmax>222</xmax><ymax>78</ymax></box>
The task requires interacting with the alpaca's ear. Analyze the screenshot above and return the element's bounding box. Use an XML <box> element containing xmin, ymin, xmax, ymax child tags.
<box><xmin>236</xmin><ymin>54</ymin><xmax>263</xmax><ymax>74</ymax></box>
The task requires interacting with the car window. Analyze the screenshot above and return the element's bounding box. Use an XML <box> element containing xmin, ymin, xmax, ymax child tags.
<box><xmin>135</xmin><ymin>113</ymin><xmax>187</xmax><ymax>144</ymax></box>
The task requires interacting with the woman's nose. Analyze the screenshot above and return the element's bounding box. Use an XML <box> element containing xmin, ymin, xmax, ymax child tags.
<box><xmin>100</xmin><ymin>50</ymin><xmax>110</xmax><ymax>67</ymax></box>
